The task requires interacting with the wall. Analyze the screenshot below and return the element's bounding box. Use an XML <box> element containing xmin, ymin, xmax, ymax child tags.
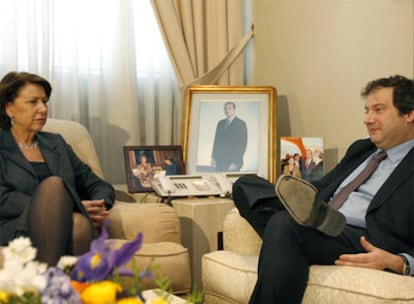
<box><xmin>245</xmin><ymin>0</ymin><xmax>413</xmax><ymax>172</ymax></box>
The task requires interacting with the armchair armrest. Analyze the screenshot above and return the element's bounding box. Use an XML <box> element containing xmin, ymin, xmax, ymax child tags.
<box><xmin>223</xmin><ymin>208</ymin><xmax>262</xmax><ymax>255</ymax></box>
<box><xmin>107</xmin><ymin>202</ymin><xmax>181</xmax><ymax>244</ymax></box>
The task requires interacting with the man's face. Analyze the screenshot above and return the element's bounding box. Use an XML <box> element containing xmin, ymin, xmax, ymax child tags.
<box><xmin>364</xmin><ymin>87</ymin><xmax>414</xmax><ymax>150</ymax></box>
<box><xmin>224</xmin><ymin>103</ymin><xmax>235</xmax><ymax>118</ymax></box>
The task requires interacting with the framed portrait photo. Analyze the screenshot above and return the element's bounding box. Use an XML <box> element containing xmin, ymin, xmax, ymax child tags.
<box><xmin>182</xmin><ymin>85</ymin><xmax>277</xmax><ymax>183</ymax></box>
<box><xmin>280</xmin><ymin>137</ymin><xmax>325</xmax><ymax>182</ymax></box>
<box><xmin>123</xmin><ymin>145</ymin><xmax>185</xmax><ymax>193</ymax></box>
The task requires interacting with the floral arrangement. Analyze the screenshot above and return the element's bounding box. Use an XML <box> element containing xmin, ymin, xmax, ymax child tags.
<box><xmin>0</xmin><ymin>222</ymin><xmax>201</xmax><ymax>304</ymax></box>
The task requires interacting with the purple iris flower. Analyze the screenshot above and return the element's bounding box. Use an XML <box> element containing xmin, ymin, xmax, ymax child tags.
<box><xmin>72</xmin><ymin>221</ymin><xmax>143</xmax><ymax>282</ymax></box>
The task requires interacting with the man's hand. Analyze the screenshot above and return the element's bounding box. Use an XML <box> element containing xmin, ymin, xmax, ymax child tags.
<box><xmin>335</xmin><ymin>236</ymin><xmax>404</xmax><ymax>273</ymax></box>
<box><xmin>82</xmin><ymin>199</ymin><xmax>110</xmax><ymax>228</ymax></box>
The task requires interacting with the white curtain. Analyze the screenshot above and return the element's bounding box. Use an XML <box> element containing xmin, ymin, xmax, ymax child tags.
<box><xmin>0</xmin><ymin>0</ymin><xmax>180</xmax><ymax>184</ymax></box>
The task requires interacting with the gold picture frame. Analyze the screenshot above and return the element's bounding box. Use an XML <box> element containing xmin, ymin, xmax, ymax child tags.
<box><xmin>182</xmin><ymin>85</ymin><xmax>277</xmax><ymax>183</ymax></box>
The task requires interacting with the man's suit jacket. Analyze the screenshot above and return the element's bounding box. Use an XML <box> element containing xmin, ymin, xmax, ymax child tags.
<box><xmin>313</xmin><ymin>138</ymin><xmax>414</xmax><ymax>257</ymax></box>
<box><xmin>0</xmin><ymin>129</ymin><xmax>115</xmax><ymax>245</ymax></box>
<box><xmin>246</xmin><ymin>138</ymin><xmax>414</xmax><ymax>257</ymax></box>
<box><xmin>300</xmin><ymin>159</ymin><xmax>315</xmax><ymax>180</ymax></box>
<box><xmin>211</xmin><ymin>116</ymin><xmax>247</xmax><ymax>170</ymax></box>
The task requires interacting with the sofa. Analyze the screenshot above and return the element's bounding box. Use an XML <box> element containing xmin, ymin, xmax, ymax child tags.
<box><xmin>202</xmin><ymin>207</ymin><xmax>414</xmax><ymax>303</ymax></box>
<box><xmin>0</xmin><ymin>119</ymin><xmax>191</xmax><ymax>294</ymax></box>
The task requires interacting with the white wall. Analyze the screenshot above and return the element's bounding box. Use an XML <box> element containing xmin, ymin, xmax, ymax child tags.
<box><xmin>245</xmin><ymin>0</ymin><xmax>413</xmax><ymax>172</ymax></box>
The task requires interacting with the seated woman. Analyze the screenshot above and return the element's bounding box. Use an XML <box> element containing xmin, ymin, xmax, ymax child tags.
<box><xmin>0</xmin><ymin>71</ymin><xmax>115</xmax><ymax>266</ymax></box>
<box><xmin>133</xmin><ymin>154</ymin><xmax>154</xmax><ymax>189</ymax></box>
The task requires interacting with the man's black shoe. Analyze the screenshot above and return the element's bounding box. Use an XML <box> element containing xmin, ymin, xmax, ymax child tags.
<box><xmin>274</xmin><ymin>174</ymin><xmax>346</xmax><ymax>237</ymax></box>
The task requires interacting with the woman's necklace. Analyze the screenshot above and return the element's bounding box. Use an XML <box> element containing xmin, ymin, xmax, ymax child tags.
<box><xmin>18</xmin><ymin>141</ymin><xmax>38</xmax><ymax>150</ymax></box>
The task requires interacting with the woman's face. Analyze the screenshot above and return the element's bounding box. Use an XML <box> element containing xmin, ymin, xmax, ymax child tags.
<box><xmin>6</xmin><ymin>83</ymin><xmax>48</xmax><ymax>133</ymax></box>
<box><xmin>140</xmin><ymin>155</ymin><xmax>148</xmax><ymax>163</ymax></box>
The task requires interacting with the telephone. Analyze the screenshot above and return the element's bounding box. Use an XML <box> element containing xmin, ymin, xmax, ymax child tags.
<box><xmin>151</xmin><ymin>172</ymin><xmax>255</xmax><ymax>198</ymax></box>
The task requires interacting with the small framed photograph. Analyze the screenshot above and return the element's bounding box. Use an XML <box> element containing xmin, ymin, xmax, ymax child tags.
<box><xmin>182</xmin><ymin>85</ymin><xmax>277</xmax><ymax>183</ymax></box>
<box><xmin>123</xmin><ymin>145</ymin><xmax>185</xmax><ymax>192</ymax></box>
<box><xmin>280</xmin><ymin>136</ymin><xmax>325</xmax><ymax>182</ymax></box>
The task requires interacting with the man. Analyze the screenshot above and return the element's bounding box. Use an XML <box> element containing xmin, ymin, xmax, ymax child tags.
<box><xmin>211</xmin><ymin>101</ymin><xmax>248</xmax><ymax>172</ymax></box>
<box><xmin>233</xmin><ymin>75</ymin><xmax>414</xmax><ymax>303</ymax></box>
<box><xmin>300</xmin><ymin>149</ymin><xmax>315</xmax><ymax>181</ymax></box>
<box><xmin>165</xmin><ymin>157</ymin><xmax>179</xmax><ymax>175</ymax></box>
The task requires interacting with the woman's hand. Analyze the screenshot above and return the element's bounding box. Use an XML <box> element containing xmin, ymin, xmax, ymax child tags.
<box><xmin>82</xmin><ymin>199</ymin><xmax>110</xmax><ymax>228</ymax></box>
<box><xmin>335</xmin><ymin>236</ymin><xmax>404</xmax><ymax>273</ymax></box>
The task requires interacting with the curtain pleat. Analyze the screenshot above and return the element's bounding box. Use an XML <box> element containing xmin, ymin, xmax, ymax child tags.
<box><xmin>151</xmin><ymin>0</ymin><xmax>253</xmax><ymax>89</ymax></box>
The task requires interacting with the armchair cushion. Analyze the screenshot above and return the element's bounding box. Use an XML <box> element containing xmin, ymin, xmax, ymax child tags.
<box><xmin>107</xmin><ymin>202</ymin><xmax>181</xmax><ymax>244</ymax></box>
<box><xmin>110</xmin><ymin>240</ymin><xmax>191</xmax><ymax>294</ymax></box>
<box><xmin>203</xmin><ymin>250</ymin><xmax>257</xmax><ymax>304</ymax></box>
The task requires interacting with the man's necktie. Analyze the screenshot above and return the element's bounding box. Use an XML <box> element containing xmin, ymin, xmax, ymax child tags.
<box><xmin>329</xmin><ymin>151</ymin><xmax>387</xmax><ymax>210</ymax></box>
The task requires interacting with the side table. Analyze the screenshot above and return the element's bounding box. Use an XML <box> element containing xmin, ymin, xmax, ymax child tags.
<box><xmin>171</xmin><ymin>197</ymin><xmax>235</xmax><ymax>289</ymax></box>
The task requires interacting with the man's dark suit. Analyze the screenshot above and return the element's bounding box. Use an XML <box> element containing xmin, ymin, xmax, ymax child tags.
<box><xmin>0</xmin><ymin>129</ymin><xmax>115</xmax><ymax>245</ymax></box>
<box><xmin>240</xmin><ymin>138</ymin><xmax>414</xmax><ymax>254</ymax></box>
<box><xmin>211</xmin><ymin>116</ymin><xmax>247</xmax><ymax>171</ymax></box>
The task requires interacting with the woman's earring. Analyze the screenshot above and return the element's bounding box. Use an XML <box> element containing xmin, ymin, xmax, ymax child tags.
<box><xmin>10</xmin><ymin>117</ymin><xmax>14</xmax><ymax>125</ymax></box>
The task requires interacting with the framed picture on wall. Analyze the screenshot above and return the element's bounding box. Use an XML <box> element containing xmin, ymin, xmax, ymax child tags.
<box><xmin>181</xmin><ymin>85</ymin><xmax>278</xmax><ymax>183</ymax></box>
<box><xmin>123</xmin><ymin>145</ymin><xmax>185</xmax><ymax>193</ymax></box>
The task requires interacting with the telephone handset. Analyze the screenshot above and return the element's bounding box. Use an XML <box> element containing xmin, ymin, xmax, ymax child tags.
<box><xmin>151</xmin><ymin>173</ymin><xmax>251</xmax><ymax>198</ymax></box>
<box><xmin>209</xmin><ymin>173</ymin><xmax>232</xmax><ymax>196</ymax></box>
<box><xmin>156</xmin><ymin>175</ymin><xmax>176</xmax><ymax>194</ymax></box>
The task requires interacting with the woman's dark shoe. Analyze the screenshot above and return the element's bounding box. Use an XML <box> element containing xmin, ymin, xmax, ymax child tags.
<box><xmin>275</xmin><ymin>174</ymin><xmax>346</xmax><ymax>237</ymax></box>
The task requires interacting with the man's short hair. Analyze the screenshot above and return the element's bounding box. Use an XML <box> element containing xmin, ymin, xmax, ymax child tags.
<box><xmin>224</xmin><ymin>101</ymin><xmax>236</xmax><ymax>109</ymax></box>
<box><xmin>361</xmin><ymin>75</ymin><xmax>414</xmax><ymax>116</ymax></box>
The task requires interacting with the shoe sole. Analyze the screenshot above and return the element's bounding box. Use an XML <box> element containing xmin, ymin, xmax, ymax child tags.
<box><xmin>275</xmin><ymin>174</ymin><xmax>318</xmax><ymax>226</ymax></box>
<box><xmin>275</xmin><ymin>174</ymin><xmax>346</xmax><ymax>237</ymax></box>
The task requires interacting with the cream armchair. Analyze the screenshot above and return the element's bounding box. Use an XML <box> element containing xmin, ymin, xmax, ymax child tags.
<box><xmin>0</xmin><ymin>119</ymin><xmax>191</xmax><ymax>294</ymax></box>
<box><xmin>202</xmin><ymin>208</ymin><xmax>414</xmax><ymax>304</ymax></box>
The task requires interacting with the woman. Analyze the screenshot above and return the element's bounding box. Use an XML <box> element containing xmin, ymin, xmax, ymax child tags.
<box><xmin>0</xmin><ymin>71</ymin><xmax>115</xmax><ymax>266</ymax></box>
<box><xmin>132</xmin><ymin>154</ymin><xmax>154</xmax><ymax>188</ymax></box>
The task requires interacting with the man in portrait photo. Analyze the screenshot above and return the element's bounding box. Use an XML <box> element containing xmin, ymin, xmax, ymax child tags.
<box><xmin>211</xmin><ymin>101</ymin><xmax>248</xmax><ymax>172</ymax></box>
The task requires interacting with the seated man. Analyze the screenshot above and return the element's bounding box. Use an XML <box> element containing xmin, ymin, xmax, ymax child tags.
<box><xmin>233</xmin><ymin>75</ymin><xmax>414</xmax><ymax>303</ymax></box>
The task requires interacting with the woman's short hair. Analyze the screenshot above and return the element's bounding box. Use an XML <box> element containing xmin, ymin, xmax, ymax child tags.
<box><xmin>0</xmin><ymin>71</ymin><xmax>52</xmax><ymax>129</ymax></box>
